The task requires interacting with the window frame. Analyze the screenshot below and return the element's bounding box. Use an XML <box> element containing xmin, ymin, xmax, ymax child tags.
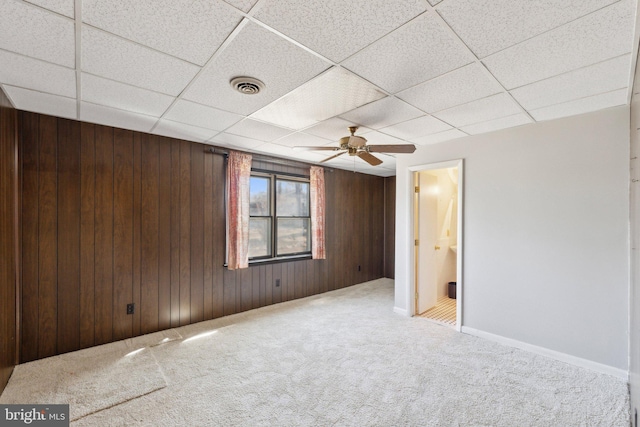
<box><xmin>248</xmin><ymin>169</ymin><xmax>312</xmax><ymax>264</ymax></box>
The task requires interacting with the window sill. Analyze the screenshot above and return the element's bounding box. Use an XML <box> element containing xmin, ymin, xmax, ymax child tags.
<box><xmin>224</xmin><ymin>254</ymin><xmax>312</xmax><ymax>269</ymax></box>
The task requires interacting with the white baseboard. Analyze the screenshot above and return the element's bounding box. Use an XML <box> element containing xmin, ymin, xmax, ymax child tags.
<box><xmin>461</xmin><ymin>326</ymin><xmax>629</xmax><ymax>381</ymax></box>
<box><xmin>393</xmin><ymin>306</ymin><xmax>409</xmax><ymax>317</ymax></box>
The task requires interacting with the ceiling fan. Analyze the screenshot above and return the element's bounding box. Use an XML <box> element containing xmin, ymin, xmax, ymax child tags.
<box><xmin>293</xmin><ymin>126</ymin><xmax>416</xmax><ymax>166</ymax></box>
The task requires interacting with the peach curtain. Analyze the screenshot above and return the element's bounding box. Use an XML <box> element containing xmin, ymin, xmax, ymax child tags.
<box><xmin>226</xmin><ymin>151</ymin><xmax>252</xmax><ymax>270</ymax></box>
<box><xmin>310</xmin><ymin>166</ymin><xmax>326</xmax><ymax>259</ymax></box>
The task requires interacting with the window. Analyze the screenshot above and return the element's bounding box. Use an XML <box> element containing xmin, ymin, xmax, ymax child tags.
<box><xmin>248</xmin><ymin>171</ymin><xmax>311</xmax><ymax>261</ymax></box>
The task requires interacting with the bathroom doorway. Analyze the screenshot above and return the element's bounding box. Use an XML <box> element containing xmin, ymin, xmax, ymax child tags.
<box><xmin>413</xmin><ymin>160</ymin><xmax>462</xmax><ymax>329</ymax></box>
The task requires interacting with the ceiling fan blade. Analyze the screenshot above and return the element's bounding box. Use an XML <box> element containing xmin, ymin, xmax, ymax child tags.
<box><xmin>293</xmin><ymin>146</ymin><xmax>340</xmax><ymax>151</ymax></box>
<box><xmin>357</xmin><ymin>151</ymin><xmax>383</xmax><ymax>166</ymax></box>
<box><xmin>367</xmin><ymin>144</ymin><xmax>416</xmax><ymax>153</ymax></box>
<box><xmin>320</xmin><ymin>151</ymin><xmax>346</xmax><ymax>163</ymax></box>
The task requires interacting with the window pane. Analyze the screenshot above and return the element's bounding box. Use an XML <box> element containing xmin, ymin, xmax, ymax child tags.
<box><xmin>250</xmin><ymin>176</ymin><xmax>270</xmax><ymax>216</ymax></box>
<box><xmin>276</xmin><ymin>179</ymin><xmax>309</xmax><ymax>217</ymax></box>
<box><xmin>249</xmin><ymin>218</ymin><xmax>271</xmax><ymax>258</ymax></box>
<box><xmin>277</xmin><ymin>218</ymin><xmax>310</xmax><ymax>255</ymax></box>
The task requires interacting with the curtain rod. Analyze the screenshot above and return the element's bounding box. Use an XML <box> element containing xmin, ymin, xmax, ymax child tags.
<box><xmin>207</xmin><ymin>147</ymin><xmax>334</xmax><ymax>172</ymax></box>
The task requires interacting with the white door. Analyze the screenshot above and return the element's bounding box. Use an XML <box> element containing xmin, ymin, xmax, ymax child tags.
<box><xmin>417</xmin><ymin>172</ymin><xmax>438</xmax><ymax>314</ymax></box>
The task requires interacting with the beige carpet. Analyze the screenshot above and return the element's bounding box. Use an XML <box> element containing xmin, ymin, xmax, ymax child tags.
<box><xmin>0</xmin><ymin>279</ymin><xmax>629</xmax><ymax>426</ymax></box>
<box><xmin>0</xmin><ymin>329</ymin><xmax>180</xmax><ymax>421</ymax></box>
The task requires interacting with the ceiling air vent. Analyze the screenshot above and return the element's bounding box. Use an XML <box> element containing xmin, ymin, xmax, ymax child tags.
<box><xmin>230</xmin><ymin>77</ymin><xmax>265</xmax><ymax>95</ymax></box>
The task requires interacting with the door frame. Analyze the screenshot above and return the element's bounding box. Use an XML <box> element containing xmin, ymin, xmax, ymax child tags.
<box><xmin>408</xmin><ymin>159</ymin><xmax>463</xmax><ymax>331</ymax></box>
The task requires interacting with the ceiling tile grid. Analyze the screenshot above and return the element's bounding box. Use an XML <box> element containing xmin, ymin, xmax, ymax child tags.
<box><xmin>152</xmin><ymin>119</ymin><xmax>219</xmax><ymax>142</ymax></box>
<box><xmin>223</xmin><ymin>0</ymin><xmax>259</xmax><ymax>13</ymax></box>
<box><xmin>4</xmin><ymin>85</ymin><xmax>77</xmax><ymax>119</ymax></box>
<box><xmin>253</xmin><ymin>0</ymin><xmax>428</xmax><ymax>63</ymax></box>
<box><xmin>396</xmin><ymin>63</ymin><xmax>503</xmax><ymax>114</ymax></box>
<box><xmin>0</xmin><ymin>49</ymin><xmax>76</xmax><ymax>98</ymax></box>
<box><xmin>460</xmin><ymin>113</ymin><xmax>533</xmax><ymax>136</ymax></box>
<box><xmin>339</xmin><ymin>97</ymin><xmax>424</xmax><ymax>130</ymax></box>
<box><xmin>81</xmin><ymin>27</ymin><xmax>201</xmax><ymax>96</ymax></box>
<box><xmin>529</xmin><ymin>88</ymin><xmax>628</xmax><ymax>122</ymax></box>
<box><xmin>509</xmin><ymin>54</ymin><xmax>631</xmax><ymax>111</ymax></box>
<box><xmin>482</xmin><ymin>0</ymin><xmax>635</xmax><ymax>90</ymax></box>
<box><xmin>379</xmin><ymin>115</ymin><xmax>452</xmax><ymax>140</ymax></box>
<box><xmin>250</xmin><ymin>67</ymin><xmax>386</xmax><ymax>130</ymax></box>
<box><xmin>0</xmin><ymin>0</ymin><xmax>638</xmax><ymax>177</ymax></box>
<box><xmin>211</xmin><ymin>132</ymin><xmax>266</xmax><ymax>150</ymax></box>
<box><xmin>432</xmin><ymin>93</ymin><xmax>523</xmax><ymax>128</ymax></box>
<box><xmin>436</xmin><ymin>0</ymin><xmax>619</xmax><ymax>58</ymax></box>
<box><xmin>81</xmin><ymin>73</ymin><xmax>175</xmax><ymax>117</ymax></box>
<box><xmin>163</xmin><ymin>100</ymin><xmax>244</xmax><ymax>131</ymax></box>
<box><xmin>80</xmin><ymin>102</ymin><xmax>158</xmax><ymax>133</ymax></box>
<box><xmin>225</xmin><ymin>118</ymin><xmax>292</xmax><ymax>142</ymax></box>
<box><xmin>273</xmin><ymin>132</ymin><xmax>333</xmax><ymax>148</ymax></box>
<box><xmin>342</xmin><ymin>12</ymin><xmax>476</xmax><ymax>94</ymax></box>
<box><xmin>183</xmin><ymin>22</ymin><xmax>331</xmax><ymax>116</ymax></box>
<box><xmin>25</xmin><ymin>0</ymin><xmax>74</xmax><ymax>18</ymax></box>
<box><xmin>82</xmin><ymin>0</ymin><xmax>243</xmax><ymax>66</ymax></box>
<box><xmin>1</xmin><ymin>1</ymin><xmax>75</xmax><ymax>67</ymax></box>
<box><xmin>411</xmin><ymin>129</ymin><xmax>468</xmax><ymax>146</ymax></box>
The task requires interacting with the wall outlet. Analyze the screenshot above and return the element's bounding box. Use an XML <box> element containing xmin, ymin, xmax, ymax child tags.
<box><xmin>275</xmin><ymin>279</ymin><xmax>280</xmax><ymax>287</ymax></box>
<box><xmin>126</xmin><ymin>303</ymin><xmax>134</xmax><ymax>315</ymax></box>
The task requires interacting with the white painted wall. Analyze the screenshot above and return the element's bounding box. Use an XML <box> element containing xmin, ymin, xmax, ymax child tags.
<box><xmin>395</xmin><ymin>107</ymin><xmax>630</xmax><ymax>371</ymax></box>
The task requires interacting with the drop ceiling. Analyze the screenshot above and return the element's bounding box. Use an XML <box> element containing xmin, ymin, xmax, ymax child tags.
<box><xmin>0</xmin><ymin>0</ymin><xmax>637</xmax><ymax>177</ymax></box>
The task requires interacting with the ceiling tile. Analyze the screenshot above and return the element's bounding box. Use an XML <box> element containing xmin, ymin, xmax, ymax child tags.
<box><xmin>82</xmin><ymin>27</ymin><xmax>201</xmax><ymax>96</ymax></box>
<box><xmin>83</xmin><ymin>0</ymin><xmax>242</xmax><ymax>66</ymax></box>
<box><xmin>250</xmin><ymin>67</ymin><xmax>386</xmax><ymax>130</ymax></box>
<box><xmin>222</xmin><ymin>0</ymin><xmax>258</xmax><ymax>13</ymax></box>
<box><xmin>250</xmin><ymin>142</ymin><xmax>298</xmax><ymax>158</ymax></box>
<box><xmin>210</xmin><ymin>132</ymin><xmax>265</xmax><ymax>150</ymax></box>
<box><xmin>273</xmin><ymin>132</ymin><xmax>333</xmax><ymax>148</ymax></box>
<box><xmin>152</xmin><ymin>119</ymin><xmax>218</xmax><ymax>142</ymax></box>
<box><xmin>530</xmin><ymin>89</ymin><xmax>628</xmax><ymax>122</ymax></box>
<box><xmin>427</xmin><ymin>0</ymin><xmax>444</xmax><ymax>5</ymax></box>
<box><xmin>3</xmin><ymin>85</ymin><xmax>76</xmax><ymax>119</ymax></box>
<box><xmin>342</xmin><ymin>12</ymin><xmax>475</xmax><ymax>93</ymax></box>
<box><xmin>339</xmin><ymin>97</ymin><xmax>423</xmax><ymax>129</ymax></box>
<box><xmin>80</xmin><ymin>102</ymin><xmax>158</xmax><ymax>133</ymax></box>
<box><xmin>183</xmin><ymin>21</ymin><xmax>330</xmax><ymax>115</ymax></box>
<box><xmin>284</xmin><ymin>150</ymin><xmax>329</xmax><ymax>164</ymax></box>
<box><xmin>411</xmin><ymin>129</ymin><xmax>468</xmax><ymax>145</ymax></box>
<box><xmin>379</xmin><ymin>115</ymin><xmax>452</xmax><ymax>140</ymax></box>
<box><xmin>25</xmin><ymin>0</ymin><xmax>74</xmax><ymax>18</ymax></box>
<box><xmin>396</xmin><ymin>63</ymin><xmax>503</xmax><ymax>113</ymax></box>
<box><xmin>225</xmin><ymin>118</ymin><xmax>292</xmax><ymax>142</ymax></box>
<box><xmin>0</xmin><ymin>49</ymin><xmax>76</xmax><ymax>97</ymax></box>
<box><xmin>82</xmin><ymin>73</ymin><xmax>175</xmax><ymax>117</ymax></box>
<box><xmin>482</xmin><ymin>1</ymin><xmax>634</xmax><ymax>89</ymax></box>
<box><xmin>361</xmin><ymin>131</ymin><xmax>410</xmax><ymax>145</ymax></box>
<box><xmin>510</xmin><ymin>55</ymin><xmax>631</xmax><ymax>110</ymax></box>
<box><xmin>432</xmin><ymin>93</ymin><xmax>522</xmax><ymax>127</ymax></box>
<box><xmin>163</xmin><ymin>100</ymin><xmax>244</xmax><ymax>131</ymax></box>
<box><xmin>0</xmin><ymin>1</ymin><xmax>74</xmax><ymax>67</ymax></box>
<box><xmin>460</xmin><ymin>113</ymin><xmax>532</xmax><ymax>135</ymax></box>
<box><xmin>437</xmin><ymin>0</ymin><xmax>618</xmax><ymax>58</ymax></box>
<box><xmin>254</xmin><ymin>0</ymin><xmax>427</xmax><ymax>63</ymax></box>
<box><xmin>303</xmin><ymin>117</ymin><xmax>373</xmax><ymax>141</ymax></box>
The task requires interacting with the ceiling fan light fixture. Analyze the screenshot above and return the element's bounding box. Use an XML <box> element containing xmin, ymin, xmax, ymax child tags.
<box><xmin>230</xmin><ymin>76</ymin><xmax>265</xmax><ymax>95</ymax></box>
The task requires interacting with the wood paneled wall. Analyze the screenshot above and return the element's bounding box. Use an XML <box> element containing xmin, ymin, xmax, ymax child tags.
<box><xmin>0</xmin><ymin>89</ymin><xmax>18</xmax><ymax>393</ymax></box>
<box><xmin>384</xmin><ymin>176</ymin><xmax>396</xmax><ymax>279</ymax></box>
<box><xmin>18</xmin><ymin>112</ymin><xmax>391</xmax><ymax>362</ymax></box>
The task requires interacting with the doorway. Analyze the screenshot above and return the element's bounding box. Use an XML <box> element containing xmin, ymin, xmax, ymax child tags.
<box><xmin>412</xmin><ymin>160</ymin><xmax>462</xmax><ymax>330</ymax></box>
